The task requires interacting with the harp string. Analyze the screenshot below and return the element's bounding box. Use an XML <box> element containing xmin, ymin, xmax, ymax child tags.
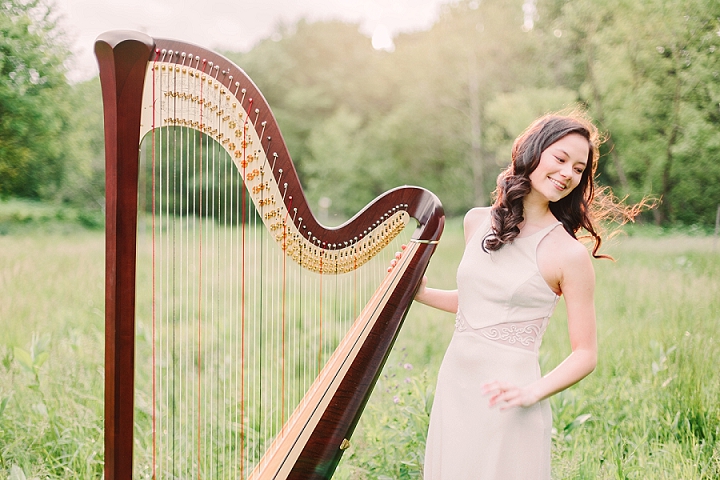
<box><xmin>138</xmin><ymin>59</ymin><xmax>412</xmax><ymax>478</ymax></box>
<box><xmin>151</xmin><ymin>54</ymin><xmax>157</xmax><ymax>480</ymax></box>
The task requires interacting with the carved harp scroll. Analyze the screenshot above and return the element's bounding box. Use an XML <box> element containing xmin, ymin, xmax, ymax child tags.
<box><xmin>96</xmin><ymin>30</ymin><xmax>444</xmax><ymax>479</ymax></box>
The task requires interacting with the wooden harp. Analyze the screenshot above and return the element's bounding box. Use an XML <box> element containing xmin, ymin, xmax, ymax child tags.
<box><xmin>96</xmin><ymin>30</ymin><xmax>444</xmax><ymax>479</ymax></box>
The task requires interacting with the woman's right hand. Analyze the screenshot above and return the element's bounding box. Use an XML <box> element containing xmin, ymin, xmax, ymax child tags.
<box><xmin>388</xmin><ymin>245</ymin><xmax>457</xmax><ymax>312</ymax></box>
<box><xmin>387</xmin><ymin>246</ymin><xmax>404</xmax><ymax>272</ymax></box>
<box><xmin>387</xmin><ymin>245</ymin><xmax>428</xmax><ymax>302</ymax></box>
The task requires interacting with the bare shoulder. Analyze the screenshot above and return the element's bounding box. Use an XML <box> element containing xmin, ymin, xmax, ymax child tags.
<box><xmin>547</xmin><ymin>227</ymin><xmax>592</xmax><ymax>263</ymax></box>
<box><xmin>538</xmin><ymin>226</ymin><xmax>595</xmax><ymax>294</ymax></box>
<box><xmin>463</xmin><ymin>207</ymin><xmax>491</xmax><ymax>244</ymax></box>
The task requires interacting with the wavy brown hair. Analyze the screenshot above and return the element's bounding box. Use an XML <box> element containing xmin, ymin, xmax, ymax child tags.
<box><xmin>483</xmin><ymin>110</ymin><xmax>639</xmax><ymax>259</ymax></box>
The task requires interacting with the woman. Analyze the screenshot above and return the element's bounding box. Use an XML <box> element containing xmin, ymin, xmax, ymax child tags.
<box><xmin>400</xmin><ymin>112</ymin><xmax>625</xmax><ymax>479</ymax></box>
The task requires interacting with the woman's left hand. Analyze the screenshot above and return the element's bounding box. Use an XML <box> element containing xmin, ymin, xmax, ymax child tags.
<box><xmin>481</xmin><ymin>381</ymin><xmax>539</xmax><ymax>410</ymax></box>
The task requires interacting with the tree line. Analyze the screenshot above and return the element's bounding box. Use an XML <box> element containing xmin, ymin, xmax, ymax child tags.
<box><xmin>2</xmin><ymin>0</ymin><xmax>719</xmax><ymax>226</ymax></box>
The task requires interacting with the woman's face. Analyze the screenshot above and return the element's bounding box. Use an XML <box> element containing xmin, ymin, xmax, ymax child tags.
<box><xmin>528</xmin><ymin>133</ymin><xmax>590</xmax><ymax>203</ymax></box>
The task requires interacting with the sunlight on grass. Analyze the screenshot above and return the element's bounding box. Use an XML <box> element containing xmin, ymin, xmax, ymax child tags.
<box><xmin>1</xmin><ymin>222</ymin><xmax>718</xmax><ymax>478</ymax></box>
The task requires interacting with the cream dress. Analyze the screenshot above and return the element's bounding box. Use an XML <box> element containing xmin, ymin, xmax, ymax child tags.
<box><xmin>423</xmin><ymin>216</ymin><xmax>561</xmax><ymax>480</ymax></box>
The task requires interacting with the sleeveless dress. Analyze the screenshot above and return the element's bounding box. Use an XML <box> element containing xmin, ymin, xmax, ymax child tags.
<box><xmin>423</xmin><ymin>216</ymin><xmax>561</xmax><ymax>480</ymax></box>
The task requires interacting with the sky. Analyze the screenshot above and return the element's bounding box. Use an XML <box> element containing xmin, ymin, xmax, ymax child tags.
<box><xmin>53</xmin><ymin>0</ymin><xmax>454</xmax><ymax>82</ymax></box>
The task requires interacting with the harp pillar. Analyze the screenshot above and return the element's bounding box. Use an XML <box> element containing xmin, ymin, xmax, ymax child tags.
<box><xmin>96</xmin><ymin>31</ymin><xmax>154</xmax><ymax>480</ymax></box>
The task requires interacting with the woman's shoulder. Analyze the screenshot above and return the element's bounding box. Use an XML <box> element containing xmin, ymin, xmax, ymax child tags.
<box><xmin>463</xmin><ymin>207</ymin><xmax>492</xmax><ymax>243</ymax></box>
<box><xmin>464</xmin><ymin>206</ymin><xmax>491</xmax><ymax>226</ymax></box>
<box><xmin>543</xmin><ymin>226</ymin><xmax>594</xmax><ymax>271</ymax></box>
<box><xmin>538</xmin><ymin>225</ymin><xmax>595</xmax><ymax>294</ymax></box>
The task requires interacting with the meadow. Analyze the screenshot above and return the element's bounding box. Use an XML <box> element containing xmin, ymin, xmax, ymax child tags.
<box><xmin>0</xmin><ymin>209</ymin><xmax>718</xmax><ymax>479</ymax></box>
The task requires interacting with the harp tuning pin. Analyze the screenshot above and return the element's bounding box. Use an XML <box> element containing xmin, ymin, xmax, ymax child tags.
<box><xmin>273</xmin><ymin>152</ymin><xmax>278</xmax><ymax>158</ymax></box>
<box><xmin>262</xmin><ymin>121</ymin><xmax>267</xmax><ymax>126</ymax></box>
<box><xmin>181</xmin><ymin>52</ymin><xmax>186</xmax><ymax>58</ymax></box>
<box><xmin>241</xmin><ymin>88</ymin><xmax>247</xmax><ymax>93</ymax></box>
<box><xmin>278</xmin><ymin>169</ymin><xmax>283</xmax><ymax>174</ymax></box>
<box><xmin>235</xmin><ymin>81</ymin><xmax>240</xmax><ymax>87</ymax></box>
<box><xmin>255</xmin><ymin>108</ymin><xmax>260</xmax><ymax>113</ymax></box>
<box><xmin>161</xmin><ymin>49</ymin><xmax>167</xmax><ymax>55</ymax></box>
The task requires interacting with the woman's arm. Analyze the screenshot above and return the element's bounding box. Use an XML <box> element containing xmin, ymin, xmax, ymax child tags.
<box><xmin>414</xmin><ymin>277</ymin><xmax>458</xmax><ymax>313</ymax></box>
<box><xmin>483</xmin><ymin>241</ymin><xmax>597</xmax><ymax>408</ymax></box>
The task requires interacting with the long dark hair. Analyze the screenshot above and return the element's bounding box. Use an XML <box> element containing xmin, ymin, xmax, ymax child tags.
<box><xmin>484</xmin><ymin>110</ymin><xmax>634</xmax><ymax>259</ymax></box>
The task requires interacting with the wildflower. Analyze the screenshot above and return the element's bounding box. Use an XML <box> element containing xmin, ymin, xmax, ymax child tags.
<box><xmin>393</xmin><ymin>395</ymin><xmax>400</xmax><ymax>404</ymax></box>
<box><xmin>403</xmin><ymin>363</ymin><xmax>413</xmax><ymax>370</ymax></box>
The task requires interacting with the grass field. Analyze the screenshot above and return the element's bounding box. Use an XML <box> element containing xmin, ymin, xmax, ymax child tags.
<box><xmin>1</xmin><ymin>215</ymin><xmax>718</xmax><ymax>479</ymax></box>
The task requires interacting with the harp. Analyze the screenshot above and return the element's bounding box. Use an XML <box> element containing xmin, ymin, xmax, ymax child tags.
<box><xmin>96</xmin><ymin>31</ymin><xmax>444</xmax><ymax>479</ymax></box>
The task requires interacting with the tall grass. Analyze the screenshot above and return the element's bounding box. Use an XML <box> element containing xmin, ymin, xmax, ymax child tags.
<box><xmin>0</xmin><ymin>231</ymin><xmax>105</xmax><ymax>478</ymax></box>
<box><xmin>336</xmin><ymin>221</ymin><xmax>720</xmax><ymax>479</ymax></box>
<box><xmin>1</xmin><ymin>220</ymin><xmax>718</xmax><ymax>478</ymax></box>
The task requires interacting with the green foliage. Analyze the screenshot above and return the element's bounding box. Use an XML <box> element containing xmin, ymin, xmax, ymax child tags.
<box><xmin>550</xmin><ymin>0</ymin><xmax>720</xmax><ymax>225</ymax></box>
<box><xmin>336</xmin><ymin>358</ymin><xmax>432</xmax><ymax>479</ymax></box>
<box><xmin>13</xmin><ymin>333</ymin><xmax>50</xmax><ymax>386</ymax></box>
<box><xmin>0</xmin><ymin>0</ymin><xmax>70</xmax><ymax>200</ymax></box>
<box><xmin>54</xmin><ymin>78</ymin><xmax>105</xmax><ymax>210</ymax></box>
<box><xmin>0</xmin><ymin>198</ymin><xmax>103</xmax><ymax>234</ymax></box>
<box><xmin>1</xmin><ymin>0</ymin><xmax>719</xmax><ymax>227</ymax></box>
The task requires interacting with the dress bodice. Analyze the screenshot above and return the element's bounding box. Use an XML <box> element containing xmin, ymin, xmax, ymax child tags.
<box><xmin>455</xmin><ymin>214</ymin><xmax>560</xmax><ymax>350</ymax></box>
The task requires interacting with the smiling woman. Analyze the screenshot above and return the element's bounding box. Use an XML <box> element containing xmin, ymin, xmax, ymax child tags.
<box><xmin>398</xmin><ymin>109</ymin><xmax>646</xmax><ymax>479</ymax></box>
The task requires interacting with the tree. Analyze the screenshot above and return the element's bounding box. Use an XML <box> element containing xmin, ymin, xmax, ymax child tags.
<box><xmin>552</xmin><ymin>0</ymin><xmax>720</xmax><ymax>225</ymax></box>
<box><xmin>0</xmin><ymin>0</ymin><xmax>71</xmax><ymax>199</ymax></box>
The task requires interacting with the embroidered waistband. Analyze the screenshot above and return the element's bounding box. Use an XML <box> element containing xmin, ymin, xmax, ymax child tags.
<box><xmin>455</xmin><ymin>314</ymin><xmax>547</xmax><ymax>352</ymax></box>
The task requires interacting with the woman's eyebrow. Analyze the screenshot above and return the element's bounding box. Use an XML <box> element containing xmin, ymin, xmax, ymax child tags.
<box><xmin>557</xmin><ymin>148</ymin><xmax>587</xmax><ymax>166</ymax></box>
